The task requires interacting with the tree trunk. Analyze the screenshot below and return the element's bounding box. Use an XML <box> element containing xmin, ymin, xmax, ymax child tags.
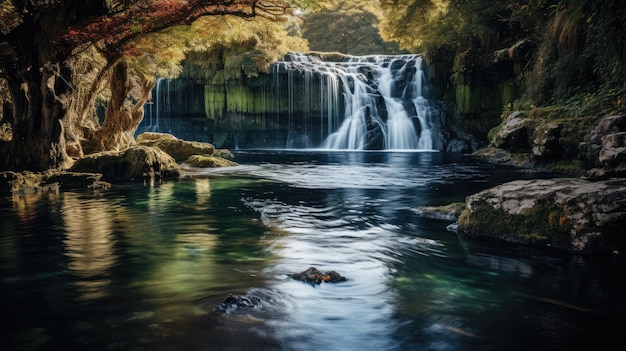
<box><xmin>84</xmin><ymin>61</ymin><xmax>155</xmax><ymax>153</ymax></box>
<box><xmin>0</xmin><ymin>27</ymin><xmax>72</xmax><ymax>171</ymax></box>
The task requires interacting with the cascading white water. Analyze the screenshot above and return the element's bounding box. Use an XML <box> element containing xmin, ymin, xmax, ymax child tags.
<box><xmin>274</xmin><ymin>53</ymin><xmax>436</xmax><ymax>150</ymax></box>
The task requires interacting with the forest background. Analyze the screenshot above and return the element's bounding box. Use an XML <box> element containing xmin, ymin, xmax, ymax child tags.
<box><xmin>1</xmin><ymin>0</ymin><xmax>625</xmax><ymax>172</ymax></box>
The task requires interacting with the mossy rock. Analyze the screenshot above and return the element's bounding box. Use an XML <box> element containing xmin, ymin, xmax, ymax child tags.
<box><xmin>139</xmin><ymin>137</ymin><xmax>215</xmax><ymax>162</ymax></box>
<box><xmin>184</xmin><ymin>155</ymin><xmax>238</xmax><ymax>168</ymax></box>
<box><xmin>214</xmin><ymin>149</ymin><xmax>235</xmax><ymax>159</ymax></box>
<box><xmin>457</xmin><ymin>178</ymin><xmax>626</xmax><ymax>257</ymax></box>
<box><xmin>136</xmin><ymin>132</ymin><xmax>177</xmax><ymax>142</ymax></box>
<box><xmin>70</xmin><ymin>145</ymin><xmax>180</xmax><ymax>182</ymax></box>
<box><xmin>414</xmin><ymin>202</ymin><xmax>466</xmax><ymax>221</ymax></box>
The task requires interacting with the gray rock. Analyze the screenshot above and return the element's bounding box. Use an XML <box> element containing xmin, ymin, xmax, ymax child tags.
<box><xmin>581</xmin><ymin>114</ymin><xmax>626</xmax><ymax>178</ymax></box>
<box><xmin>457</xmin><ymin>178</ymin><xmax>626</xmax><ymax>257</ymax></box>
<box><xmin>493</xmin><ymin>112</ymin><xmax>532</xmax><ymax>152</ymax></box>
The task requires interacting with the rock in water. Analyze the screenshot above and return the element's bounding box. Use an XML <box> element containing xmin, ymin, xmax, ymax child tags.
<box><xmin>291</xmin><ymin>267</ymin><xmax>348</xmax><ymax>285</ymax></box>
<box><xmin>70</xmin><ymin>145</ymin><xmax>180</xmax><ymax>182</ymax></box>
<box><xmin>457</xmin><ymin>178</ymin><xmax>626</xmax><ymax>258</ymax></box>
<box><xmin>213</xmin><ymin>294</ymin><xmax>261</xmax><ymax>314</ymax></box>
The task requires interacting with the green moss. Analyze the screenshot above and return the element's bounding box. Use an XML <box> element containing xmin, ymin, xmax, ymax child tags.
<box><xmin>487</xmin><ymin>125</ymin><xmax>501</xmax><ymax>143</ymax></box>
<box><xmin>544</xmin><ymin>159</ymin><xmax>585</xmax><ymax>176</ymax></box>
<box><xmin>415</xmin><ymin>202</ymin><xmax>466</xmax><ymax>220</ymax></box>
<box><xmin>184</xmin><ymin>155</ymin><xmax>238</xmax><ymax>168</ymax></box>
<box><xmin>458</xmin><ymin>201</ymin><xmax>573</xmax><ymax>248</ymax></box>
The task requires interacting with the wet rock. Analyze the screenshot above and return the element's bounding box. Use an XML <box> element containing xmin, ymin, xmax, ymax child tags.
<box><xmin>413</xmin><ymin>202</ymin><xmax>465</xmax><ymax>221</ymax></box>
<box><xmin>70</xmin><ymin>145</ymin><xmax>180</xmax><ymax>182</ymax></box>
<box><xmin>1</xmin><ymin>171</ymin><xmax>49</xmax><ymax>195</ymax></box>
<box><xmin>214</xmin><ymin>149</ymin><xmax>235</xmax><ymax>159</ymax></box>
<box><xmin>1</xmin><ymin>171</ymin><xmax>110</xmax><ymax>195</ymax></box>
<box><xmin>184</xmin><ymin>154</ymin><xmax>238</xmax><ymax>168</ymax></box>
<box><xmin>45</xmin><ymin>172</ymin><xmax>111</xmax><ymax>191</ymax></box>
<box><xmin>291</xmin><ymin>267</ymin><xmax>348</xmax><ymax>285</ymax></box>
<box><xmin>457</xmin><ymin>178</ymin><xmax>626</xmax><ymax>258</ymax></box>
<box><xmin>213</xmin><ymin>294</ymin><xmax>262</xmax><ymax>314</ymax></box>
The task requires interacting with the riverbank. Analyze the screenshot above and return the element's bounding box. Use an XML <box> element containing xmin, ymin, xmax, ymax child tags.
<box><xmin>417</xmin><ymin>113</ymin><xmax>626</xmax><ymax>260</ymax></box>
<box><xmin>0</xmin><ymin>132</ymin><xmax>236</xmax><ymax>196</ymax></box>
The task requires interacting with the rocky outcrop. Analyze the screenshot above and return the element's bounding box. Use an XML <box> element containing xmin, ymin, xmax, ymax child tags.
<box><xmin>580</xmin><ymin>114</ymin><xmax>626</xmax><ymax>179</ymax></box>
<box><xmin>183</xmin><ymin>155</ymin><xmax>238</xmax><ymax>168</ymax></box>
<box><xmin>137</xmin><ymin>132</ymin><xmax>238</xmax><ymax>168</ymax></box>
<box><xmin>491</xmin><ymin>112</ymin><xmax>532</xmax><ymax>152</ymax></box>
<box><xmin>70</xmin><ymin>145</ymin><xmax>180</xmax><ymax>182</ymax></box>
<box><xmin>485</xmin><ymin>112</ymin><xmax>626</xmax><ymax>177</ymax></box>
<box><xmin>456</xmin><ymin>178</ymin><xmax>626</xmax><ymax>258</ymax></box>
<box><xmin>137</xmin><ymin>132</ymin><xmax>215</xmax><ymax>162</ymax></box>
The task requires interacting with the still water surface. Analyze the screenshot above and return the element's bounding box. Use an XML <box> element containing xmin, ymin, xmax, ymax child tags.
<box><xmin>1</xmin><ymin>151</ymin><xmax>624</xmax><ymax>351</ymax></box>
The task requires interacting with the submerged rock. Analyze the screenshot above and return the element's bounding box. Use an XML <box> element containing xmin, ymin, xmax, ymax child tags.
<box><xmin>213</xmin><ymin>294</ymin><xmax>262</xmax><ymax>314</ymax></box>
<box><xmin>457</xmin><ymin>178</ymin><xmax>626</xmax><ymax>258</ymax></box>
<box><xmin>291</xmin><ymin>267</ymin><xmax>348</xmax><ymax>285</ymax></box>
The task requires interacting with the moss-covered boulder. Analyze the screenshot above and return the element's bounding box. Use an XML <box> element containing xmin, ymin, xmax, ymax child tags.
<box><xmin>183</xmin><ymin>154</ymin><xmax>238</xmax><ymax>168</ymax></box>
<box><xmin>137</xmin><ymin>133</ymin><xmax>215</xmax><ymax>162</ymax></box>
<box><xmin>70</xmin><ymin>145</ymin><xmax>180</xmax><ymax>182</ymax></box>
<box><xmin>457</xmin><ymin>178</ymin><xmax>626</xmax><ymax>257</ymax></box>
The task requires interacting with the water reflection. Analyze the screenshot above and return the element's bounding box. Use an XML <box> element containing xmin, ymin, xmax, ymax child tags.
<box><xmin>61</xmin><ymin>194</ymin><xmax>117</xmax><ymax>300</ymax></box>
<box><xmin>1</xmin><ymin>151</ymin><xmax>624</xmax><ymax>351</ymax></box>
<box><xmin>243</xmin><ymin>190</ymin><xmax>405</xmax><ymax>350</ymax></box>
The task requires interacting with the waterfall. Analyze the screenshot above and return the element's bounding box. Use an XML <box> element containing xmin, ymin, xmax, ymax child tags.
<box><xmin>273</xmin><ymin>53</ymin><xmax>436</xmax><ymax>150</ymax></box>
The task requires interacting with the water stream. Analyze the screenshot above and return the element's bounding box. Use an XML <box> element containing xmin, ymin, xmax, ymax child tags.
<box><xmin>1</xmin><ymin>151</ymin><xmax>624</xmax><ymax>351</ymax></box>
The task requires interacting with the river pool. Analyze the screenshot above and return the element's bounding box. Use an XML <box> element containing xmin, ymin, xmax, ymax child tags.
<box><xmin>1</xmin><ymin>151</ymin><xmax>624</xmax><ymax>351</ymax></box>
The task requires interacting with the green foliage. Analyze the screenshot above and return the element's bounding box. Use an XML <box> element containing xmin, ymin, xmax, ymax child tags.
<box><xmin>380</xmin><ymin>0</ymin><xmax>626</xmax><ymax>128</ymax></box>
<box><xmin>181</xmin><ymin>15</ymin><xmax>307</xmax><ymax>82</ymax></box>
<box><xmin>527</xmin><ymin>0</ymin><xmax>626</xmax><ymax>106</ymax></box>
<box><xmin>302</xmin><ymin>0</ymin><xmax>404</xmax><ymax>54</ymax></box>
